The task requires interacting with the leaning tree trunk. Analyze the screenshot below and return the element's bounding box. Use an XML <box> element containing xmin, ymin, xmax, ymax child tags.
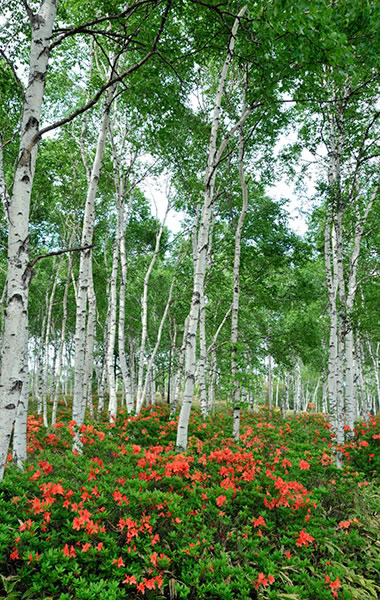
<box><xmin>0</xmin><ymin>0</ymin><xmax>58</xmax><ymax>481</ymax></box>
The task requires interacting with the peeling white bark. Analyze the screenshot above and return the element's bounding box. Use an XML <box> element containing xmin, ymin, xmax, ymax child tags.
<box><xmin>0</xmin><ymin>0</ymin><xmax>58</xmax><ymax>481</ymax></box>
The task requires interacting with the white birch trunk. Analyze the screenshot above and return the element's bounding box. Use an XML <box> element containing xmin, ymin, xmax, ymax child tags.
<box><xmin>107</xmin><ymin>233</ymin><xmax>119</xmax><ymax>420</ymax></box>
<box><xmin>139</xmin><ymin>259</ymin><xmax>177</xmax><ymax>411</ymax></box>
<box><xmin>52</xmin><ymin>242</ymin><xmax>74</xmax><ymax>425</ymax></box>
<box><xmin>118</xmin><ymin>193</ymin><xmax>134</xmax><ymax>413</ymax></box>
<box><xmin>322</xmin><ymin>378</ymin><xmax>328</xmax><ymax>414</ymax></box>
<box><xmin>72</xmin><ymin>79</ymin><xmax>117</xmax><ymax>448</ymax></box>
<box><xmin>294</xmin><ymin>359</ymin><xmax>302</xmax><ymax>414</ymax></box>
<box><xmin>198</xmin><ymin>294</ymin><xmax>208</xmax><ymax>417</ymax></box>
<box><xmin>312</xmin><ymin>376</ymin><xmax>321</xmax><ymax>410</ymax></box>
<box><xmin>171</xmin><ymin>316</ymin><xmax>189</xmax><ymax>416</ymax></box>
<box><xmin>231</xmin><ymin>119</ymin><xmax>248</xmax><ymax>441</ymax></box>
<box><xmin>344</xmin><ymin>184</ymin><xmax>377</xmax><ymax>434</ymax></box>
<box><xmin>84</xmin><ymin>259</ymin><xmax>96</xmax><ymax>420</ymax></box>
<box><xmin>368</xmin><ymin>342</ymin><xmax>380</xmax><ymax>412</ymax></box>
<box><xmin>267</xmin><ymin>354</ymin><xmax>273</xmax><ymax>411</ymax></box>
<box><xmin>135</xmin><ymin>204</ymin><xmax>169</xmax><ymax>414</ymax></box>
<box><xmin>12</xmin><ymin>368</ymin><xmax>29</xmax><ymax>469</ymax></box>
<box><xmin>176</xmin><ymin>6</ymin><xmax>248</xmax><ymax>451</ymax></box>
<box><xmin>42</xmin><ymin>256</ymin><xmax>62</xmax><ymax>427</ymax></box>
<box><xmin>0</xmin><ymin>0</ymin><xmax>58</xmax><ymax>481</ymax></box>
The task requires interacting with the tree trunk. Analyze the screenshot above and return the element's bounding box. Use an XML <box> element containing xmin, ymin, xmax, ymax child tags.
<box><xmin>176</xmin><ymin>6</ymin><xmax>248</xmax><ymax>451</ymax></box>
<box><xmin>135</xmin><ymin>204</ymin><xmax>169</xmax><ymax>414</ymax></box>
<box><xmin>72</xmin><ymin>78</ymin><xmax>117</xmax><ymax>448</ymax></box>
<box><xmin>231</xmin><ymin>118</ymin><xmax>248</xmax><ymax>441</ymax></box>
<box><xmin>41</xmin><ymin>257</ymin><xmax>62</xmax><ymax>427</ymax></box>
<box><xmin>52</xmin><ymin>242</ymin><xmax>74</xmax><ymax>425</ymax></box>
<box><xmin>0</xmin><ymin>0</ymin><xmax>58</xmax><ymax>481</ymax></box>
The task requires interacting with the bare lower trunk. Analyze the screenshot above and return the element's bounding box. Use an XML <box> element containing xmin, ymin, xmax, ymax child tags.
<box><xmin>84</xmin><ymin>260</ymin><xmax>96</xmax><ymax>420</ymax></box>
<box><xmin>171</xmin><ymin>316</ymin><xmax>189</xmax><ymax>416</ymax></box>
<box><xmin>118</xmin><ymin>193</ymin><xmax>134</xmax><ymax>413</ymax></box>
<box><xmin>294</xmin><ymin>359</ymin><xmax>302</xmax><ymax>415</ymax></box>
<box><xmin>198</xmin><ymin>295</ymin><xmax>208</xmax><ymax>417</ymax></box>
<box><xmin>107</xmin><ymin>235</ymin><xmax>119</xmax><ymax>420</ymax></box>
<box><xmin>42</xmin><ymin>257</ymin><xmax>62</xmax><ymax>427</ymax></box>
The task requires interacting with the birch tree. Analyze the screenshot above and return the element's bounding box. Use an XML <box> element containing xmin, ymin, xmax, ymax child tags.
<box><xmin>231</xmin><ymin>121</ymin><xmax>248</xmax><ymax>441</ymax></box>
<box><xmin>72</xmin><ymin>74</ymin><xmax>117</xmax><ymax>446</ymax></box>
<box><xmin>176</xmin><ymin>6</ymin><xmax>250</xmax><ymax>451</ymax></box>
<box><xmin>0</xmin><ymin>0</ymin><xmax>58</xmax><ymax>481</ymax></box>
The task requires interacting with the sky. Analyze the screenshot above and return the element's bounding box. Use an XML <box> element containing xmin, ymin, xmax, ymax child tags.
<box><xmin>142</xmin><ymin>163</ymin><xmax>317</xmax><ymax>239</ymax></box>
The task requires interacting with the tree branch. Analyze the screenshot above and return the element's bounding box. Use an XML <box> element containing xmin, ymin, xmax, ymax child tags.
<box><xmin>29</xmin><ymin>244</ymin><xmax>96</xmax><ymax>269</ymax></box>
<box><xmin>21</xmin><ymin>0</ymin><xmax>33</xmax><ymax>23</ymax></box>
<box><xmin>0</xmin><ymin>48</ymin><xmax>25</xmax><ymax>100</ymax></box>
<box><xmin>28</xmin><ymin>0</ymin><xmax>172</xmax><ymax>150</ymax></box>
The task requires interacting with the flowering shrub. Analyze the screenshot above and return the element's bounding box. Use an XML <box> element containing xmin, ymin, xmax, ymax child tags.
<box><xmin>0</xmin><ymin>404</ymin><xmax>379</xmax><ymax>599</ymax></box>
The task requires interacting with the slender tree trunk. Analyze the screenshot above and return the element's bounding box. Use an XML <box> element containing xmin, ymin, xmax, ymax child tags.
<box><xmin>198</xmin><ymin>294</ymin><xmax>208</xmax><ymax>417</ymax></box>
<box><xmin>139</xmin><ymin>262</ymin><xmax>177</xmax><ymax>411</ymax></box>
<box><xmin>107</xmin><ymin>233</ymin><xmax>119</xmax><ymax>420</ymax></box>
<box><xmin>84</xmin><ymin>260</ymin><xmax>96</xmax><ymax>420</ymax></box>
<box><xmin>72</xmin><ymin>78</ymin><xmax>117</xmax><ymax>448</ymax></box>
<box><xmin>42</xmin><ymin>257</ymin><xmax>62</xmax><ymax>427</ymax></box>
<box><xmin>135</xmin><ymin>204</ymin><xmax>169</xmax><ymax>414</ymax></box>
<box><xmin>267</xmin><ymin>354</ymin><xmax>273</xmax><ymax>411</ymax></box>
<box><xmin>231</xmin><ymin>118</ymin><xmax>248</xmax><ymax>441</ymax></box>
<box><xmin>368</xmin><ymin>342</ymin><xmax>380</xmax><ymax>412</ymax></box>
<box><xmin>312</xmin><ymin>376</ymin><xmax>321</xmax><ymax>410</ymax></box>
<box><xmin>118</xmin><ymin>192</ymin><xmax>134</xmax><ymax>413</ymax></box>
<box><xmin>294</xmin><ymin>359</ymin><xmax>302</xmax><ymax>415</ymax></box>
<box><xmin>176</xmin><ymin>6</ymin><xmax>248</xmax><ymax>451</ymax></box>
<box><xmin>52</xmin><ymin>244</ymin><xmax>74</xmax><ymax>425</ymax></box>
<box><xmin>171</xmin><ymin>316</ymin><xmax>189</xmax><ymax>416</ymax></box>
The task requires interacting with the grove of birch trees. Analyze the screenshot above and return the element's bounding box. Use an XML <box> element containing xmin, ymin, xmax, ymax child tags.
<box><xmin>0</xmin><ymin>0</ymin><xmax>378</xmax><ymax>479</ymax></box>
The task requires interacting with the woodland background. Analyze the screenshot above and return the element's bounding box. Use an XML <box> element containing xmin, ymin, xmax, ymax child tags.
<box><xmin>0</xmin><ymin>0</ymin><xmax>379</xmax><ymax>474</ymax></box>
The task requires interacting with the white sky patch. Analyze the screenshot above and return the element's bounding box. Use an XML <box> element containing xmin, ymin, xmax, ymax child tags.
<box><xmin>141</xmin><ymin>175</ymin><xmax>186</xmax><ymax>235</ymax></box>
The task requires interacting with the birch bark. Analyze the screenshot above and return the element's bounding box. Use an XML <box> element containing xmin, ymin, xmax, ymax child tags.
<box><xmin>135</xmin><ymin>204</ymin><xmax>169</xmax><ymax>414</ymax></box>
<box><xmin>107</xmin><ymin>229</ymin><xmax>120</xmax><ymax>420</ymax></box>
<box><xmin>72</xmin><ymin>77</ymin><xmax>117</xmax><ymax>446</ymax></box>
<box><xmin>118</xmin><ymin>192</ymin><xmax>134</xmax><ymax>413</ymax></box>
<box><xmin>52</xmin><ymin>239</ymin><xmax>74</xmax><ymax>425</ymax></box>
<box><xmin>231</xmin><ymin>122</ymin><xmax>248</xmax><ymax>441</ymax></box>
<box><xmin>0</xmin><ymin>0</ymin><xmax>58</xmax><ymax>481</ymax></box>
<box><xmin>41</xmin><ymin>256</ymin><xmax>62</xmax><ymax>427</ymax></box>
<box><xmin>176</xmin><ymin>6</ymin><xmax>248</xmax><ymax>451</ymax></box>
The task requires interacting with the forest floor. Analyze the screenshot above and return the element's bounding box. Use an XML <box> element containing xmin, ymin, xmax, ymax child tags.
<box><xmin>0</xmin><ymin>401</ymin><xmax>379</xmax><ymax>600</ymax></box>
